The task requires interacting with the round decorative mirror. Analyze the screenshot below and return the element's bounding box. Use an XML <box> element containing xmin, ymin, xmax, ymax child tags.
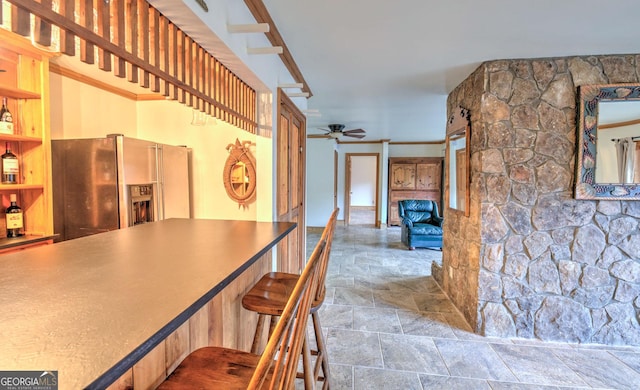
<box><xmin>223</xmin><ymin>139</ymin><xmax>257</xmax><ymax>206</ymax></box>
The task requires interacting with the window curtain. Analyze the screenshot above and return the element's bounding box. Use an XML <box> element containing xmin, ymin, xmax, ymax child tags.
<box><xmin>614</xmin><ymin>137</ymin><xmax>636</xmax><ymax>183</ymax></box>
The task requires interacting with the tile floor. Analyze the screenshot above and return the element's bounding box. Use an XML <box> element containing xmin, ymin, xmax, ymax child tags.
<box><xmin>307</xmin><ymin>224</ymin><xmax>640</xmax><ymax>390</ymax></box>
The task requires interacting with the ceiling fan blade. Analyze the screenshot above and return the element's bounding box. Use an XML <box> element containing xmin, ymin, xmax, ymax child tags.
<box><xmin>307</xmin><ymin>134</ymin><xmax>331</xmax><ymax>139</ymax></box>
<box><xmin>343</xmin><ymin>128</ymin><xmax>365</xmax><ymax>134</ymax></box>
<box><xmin>344</xmin><ymin>133</ymin><xmax>365</xmax><ymax>139</ymax></box>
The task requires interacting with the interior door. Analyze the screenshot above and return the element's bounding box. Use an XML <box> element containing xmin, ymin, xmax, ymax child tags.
<box><xmin>276</xmin><ymin>89</ymin><xmax>306</xmax><ymax>273</ymax></box>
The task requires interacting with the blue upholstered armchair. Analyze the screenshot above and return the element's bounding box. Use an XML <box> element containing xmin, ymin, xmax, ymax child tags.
<box><xmin>398</xmin><ymin>200</ymin><xmax>443</xmax><ymax>250</ymax></box>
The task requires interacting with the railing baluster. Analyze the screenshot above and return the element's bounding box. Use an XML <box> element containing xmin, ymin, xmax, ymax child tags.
<box><xmin>97</xmin><ymin>0</ymin><xmax>111</xmax><ymax>71</ymax></box>
<box><xmin>58</xmin><ymin>0</ymin><xmax>75</xmax><ymax>55</ymax></box>
<box><xmin>113</xmin><ymin>0</ymin><xmax>126</xmax><ymax>78</ymax></box>
<box><xmin>126</xmin><ymin>0</ymin><xmax>138</xmax><ymax>83</ymax></box>
<box><xmin>160</xmin><ymin>16</ymin><xmax>169</xmax><ymax>96</ymax></box>
<box><xmin>11</xmin><ymin>2</ymin><xmax>30</xmax><ymax>36</ymax></box>
<box><xmin>169</xmin><ymin>22</ymin><xmax>177</xmax><ymax>100</ymax></box>
<box><xmin>177</xmin><ymin>30</ymin><xmax>185</xmax><ymax>104</ymax></box>
<box><xmin>137</xmin><ymin>0</ymin><xmax>149</xmax><ymax>88</ymax></box>
<box><xmin>33</xmin><ymin>0</ymin><xmax>52</xmax><ymax>46</ymax></box>
<box><xmin>149</xmin><ymin>7</ymin><xmax>160</xmax><ymax>92</ymax></box>
<box><xmin>78</xmin><ymin>0</ymin><xmax>94</xmax><ymax>64</ymax></box>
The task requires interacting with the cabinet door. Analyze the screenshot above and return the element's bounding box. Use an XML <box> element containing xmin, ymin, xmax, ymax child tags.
<box><xmin>388</xmin><ymin>203</ymin><xmax>400</xmax><ymax>226</ymax></box>
<box><xmin>390</xmin><ymin>164</ymin><xmax>416</xmax><ymax>190</ymax></box>
<box><xmin>416</xmin><ymin>163</ymin><xmax>441</xmax><ymax>190</ymax></box>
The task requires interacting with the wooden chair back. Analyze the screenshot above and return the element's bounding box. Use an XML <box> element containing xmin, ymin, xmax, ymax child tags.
<box><xmin>313</xmin><ymin>208</ymin><xmax>339</xmax><ymax>307</ymax></box>
<box><xmin>248</xmin><ymin>237</ymin><xmax>327</xmax><ymax>389</ymax></box>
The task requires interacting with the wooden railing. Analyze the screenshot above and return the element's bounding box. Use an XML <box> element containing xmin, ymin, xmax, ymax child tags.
<box><xmin>2</xmin><ymin>0</ymin><xmax>257</xmax><ymax>133</ymax></box>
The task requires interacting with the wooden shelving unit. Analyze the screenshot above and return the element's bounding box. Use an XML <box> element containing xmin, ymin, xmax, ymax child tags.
<box><xmin>388</xmin><ymin>157</ymin><xmax>443</xmax><ymax>226</ymax></box>
<box><xmin>0</xmin><ymin>29</ymin><xmax>54</xmax><ymax>250</ymax></box>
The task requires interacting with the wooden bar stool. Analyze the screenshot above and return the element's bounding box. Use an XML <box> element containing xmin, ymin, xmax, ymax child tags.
<box><xmin>242</xmin><ymin>209</ymin><xmax>339</xmax><ymax>389</ymax></box>
<box><xmin>158</xmin><ymin>238</ymin><xmax>327</xmax><ymax>390</ymax></box>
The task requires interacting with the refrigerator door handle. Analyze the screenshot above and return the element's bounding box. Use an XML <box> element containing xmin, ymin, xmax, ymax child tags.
<box><xmin>156</xmin><ymin>144</ymin><xmax>165</xmax><ymax>221</ymax></box>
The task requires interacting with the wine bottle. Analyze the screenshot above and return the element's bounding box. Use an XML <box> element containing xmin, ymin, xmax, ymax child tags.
<box><xmin>0</xmin><ymin>97</ymin><xmax>14</xmax><ymax>135</ymax></box>
<box><xmin>1</xmin><ymin>142</ymin><xmax>19</xmax><ymax>184</ymax></box>
<box><xmin>5</xmin><ymin>193</ymin><xmax>23</xmax><ymax>238</ymax></box>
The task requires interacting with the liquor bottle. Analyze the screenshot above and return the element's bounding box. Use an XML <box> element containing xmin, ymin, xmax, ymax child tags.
<box><xmin>1</xmin><ymin>142</ymin><xmax>18</xmax><ymax>184</ymax></box>
<box><xmin>5</xmin><ymin>193</ymin><xmax>23</xmax><ymax>238</ymax></box>
<box><xmin>0</xmin><ymin>97</ymin><xmax>14</xmax><ymax>134</ymax></box>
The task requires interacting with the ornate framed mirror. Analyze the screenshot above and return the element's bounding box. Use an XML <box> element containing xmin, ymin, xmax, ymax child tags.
<box><xmin>445</xmin><ymin>106</ymin><xmax>471</xmax><ymax>216</ymax></box>
<box><xmin>575</xmin><ymin>83</ymin><xmax>640</xmax><ymax>200</ymax></box>
<box><xmin>223</xmin><ymin>139</ymin><xmax>257</xmax><ymax>206</ymax></box>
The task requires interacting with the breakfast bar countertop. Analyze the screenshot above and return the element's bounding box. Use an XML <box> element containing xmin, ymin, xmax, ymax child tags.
<box><xmin>0</xmin><ymin>218</ymin><xmax>296</xmax><ymax>389</ymax></box>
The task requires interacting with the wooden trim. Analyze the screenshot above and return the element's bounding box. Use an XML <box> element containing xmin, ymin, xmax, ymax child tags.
<box><xmin>49</xmin><ymin>62</ymin><xmax>139</xmax><ymax>100</ymax></box>
<box><xmin>344</xmin><ymin>153</ymin><xmax>380</xmax><ymax>227</ymax></box>
<box><xmin>337</xmin><ymin>139</ymin><xmax>446</xmax><ymax>145</ymax></box>
<box><xmin>338</xmin><ymin>140</ymin><xmax>382</xmax><ymax>144</ymax></box>
<box><xmin>137</xmin><ymin>94</ymin><xmax>167</xmax><ymax>101</ymax></box>
<box><xmin>243</xmin><ymin>0</ymin><xmax>312</xmax><ymax>98</ymax></box>
<box><xmin>390</xmin><ymin>140</ymin><xmax>445</xmax><ymax>145</ymax></box>
<box><xmin>334</xmin><ymin>149</ymin><xmax>338</xmax><ymax>210</ymax></box>
<box><xmin>599</xmin><ymin>117</ymin><xmax>640</xmax><ymax>130</ymax></box>
<box><xmin>0</xmin><ymin>28</ymin><xmax>54</xmax><ymax>58</ymax></box>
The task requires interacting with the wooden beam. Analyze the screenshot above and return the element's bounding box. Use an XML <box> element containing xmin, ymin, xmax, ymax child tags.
<box><xmin>243</xmin><ymin>0</ymin><xmax>312</xmax><ymax>97</ymax></box>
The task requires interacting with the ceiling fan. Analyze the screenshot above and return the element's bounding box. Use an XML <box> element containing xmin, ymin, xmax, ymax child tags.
<box><xmin>310</xmin><ymin>124</ymin><xmax>366</xmax><ymax>139</ymax></box>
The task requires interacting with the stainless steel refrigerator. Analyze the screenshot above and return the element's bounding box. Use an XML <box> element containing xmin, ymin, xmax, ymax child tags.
<box><xmin>52</xmin><ymin>134</ymin><xmax>191</xmax><ymax>241</ymax></box>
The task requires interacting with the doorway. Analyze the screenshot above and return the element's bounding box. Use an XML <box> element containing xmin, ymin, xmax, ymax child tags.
<box><xmin>345</xmin><ymin>153</ymin><xmax>379</xmax><ymax>227</ymax></box>
<box><xmin>276</xmin><ymin>89</ymin><xmax>306</xmax><ymax>274</ymax></box>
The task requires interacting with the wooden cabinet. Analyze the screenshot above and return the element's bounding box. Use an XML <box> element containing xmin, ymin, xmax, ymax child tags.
<box><xmin>388</xmin><ymin>157</ymin><xmax>442</xmax><ymax>226</ymax></box>
<box><xmin>0</xmin><ymin>30</ymin><xmax>53</xmax><ymax>247</ymax></box>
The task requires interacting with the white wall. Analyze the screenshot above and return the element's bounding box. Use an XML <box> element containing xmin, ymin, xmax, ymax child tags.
<box><xmin>306</xmin><ymin>139</ymin><xmax>336</xmax><ymax>227</ymax></box>
<box><xmin>350</xmin><ymin>156</ymin><xmax>377</xmax><ymax>206</ymax></box>
<box><xmin>389</xmin><ymin>143</ymin><xmax>445</xmax><ymax>157</ymax></box>
<box><xmin>49</xmin><ymin>73</ymin><xmax>138</xmax><ymax>139</ymax></box>
<box><xmin>49</xmin><ymin>71</ymin><xmax>268</xmax><ymax>222</ymax></box>
<box><xmin>305</xmin><ymin>140</ymin><xmax>446</xmax><ymax>226</ymax></box>
<box><xmin>136</xmin><ymin>100</ymin><xmax>263</xmax><ymax>220</ymax></box>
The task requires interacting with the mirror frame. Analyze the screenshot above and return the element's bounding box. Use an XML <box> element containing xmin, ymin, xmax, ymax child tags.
<box><xmin>445</xmin><ymin>106</ymin><xmax>471</xmax><ymax>216</ymax></box>
<box><xmin>575</xmin><ymin>83</ymin><xmax>640</xmax><ymax>200</ymax></box>
<box><xmin>223</xmin><ymin>138</ymin><xmax>257</xmax><ymax>206</ymax></box>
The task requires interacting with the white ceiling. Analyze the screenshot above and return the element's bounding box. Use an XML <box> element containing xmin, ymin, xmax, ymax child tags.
<box><xmin>262</xmin><ymin>0</ymin><xmax>640</xmax><ymax>142</ymax></box>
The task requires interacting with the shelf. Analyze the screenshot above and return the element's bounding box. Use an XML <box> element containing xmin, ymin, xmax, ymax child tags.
<box><xmin>0</xmin><ymin>85</ymin><xmax>41</xmax><ymax>100</ymax></box>
<box><xmin>0</xmin><ymin>234</ymin><xmax>55</xmax><ymax>253</ymax></box>
<box><xmin>0</xmin><ymin>134</ymin><xmax>43</xmax><ymax>143</ymax></box>
<box><xmin>0</xmin><ymin>184</ymin><xmax>44</xmax><ymax>191</ymax></box>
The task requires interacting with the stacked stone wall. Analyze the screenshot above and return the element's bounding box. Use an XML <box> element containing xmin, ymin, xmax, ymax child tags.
<box><xmin>438</xmin><ymin>54</ymin><xmax>640</xmax><ymax>345</ymax></box>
